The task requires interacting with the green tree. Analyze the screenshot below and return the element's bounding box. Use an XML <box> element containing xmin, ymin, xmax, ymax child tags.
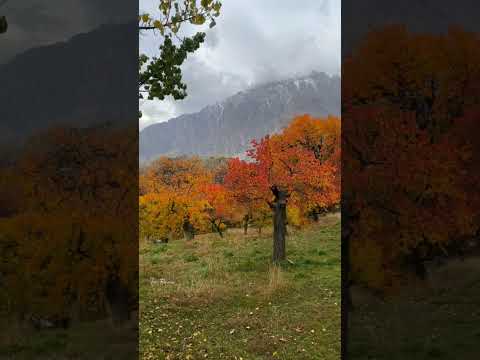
<box><xmin>139</xmin><ymin>0</ymin><xmax>222</xmax><ymax>114</ymax></box>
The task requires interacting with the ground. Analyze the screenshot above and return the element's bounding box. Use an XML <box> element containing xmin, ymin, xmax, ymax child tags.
<box><xmin>348</xmin><ymin>256</ymin><xmax>480</xmax><ymax>359</ymax></box>
<box><xmin>140</xmin><ymin>213</ymin><xmax>341</xmax><ymax>360</ymax></box>
<box><xmin>0</xmin><ymin>318</ymin><xmax>137</xmax><ymax>360</ymax></box>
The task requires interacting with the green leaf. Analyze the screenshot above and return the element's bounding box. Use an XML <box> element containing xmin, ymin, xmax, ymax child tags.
<box><xmin>138</xmin><ymin>1</ymin><xmax>222</xmax><ymax>108</ymax></box>
<box><xmin>159</xmin><ymin>1</ymin><xmax>170</xmax><ymax>14</ymax></box>
<box><xmin>153</xmin><ymin>20</ymin><xmax>164</xmax><ymax>35</ymax></box>
<box><xmin>192</xmin><ymin>14</ymin><xmax>206</xmax><ymax>25</ymax></box>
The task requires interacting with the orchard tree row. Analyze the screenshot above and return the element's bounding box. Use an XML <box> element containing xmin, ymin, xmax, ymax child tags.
<box><xmin>139</xmin><ymin>114</ymin><xmax>341</xmax><ymax>262</ymax></box>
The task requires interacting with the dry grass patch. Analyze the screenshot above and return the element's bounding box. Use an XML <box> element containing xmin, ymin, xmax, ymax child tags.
<box><xmin>168</xmin><ymin>278</ymin><xmax>230</xmax><ymax>306</ymax></box>
<box><xmin>256</xmin><ymin>264</ymin><xmax>290</xmax><ymax>298</ymax></box>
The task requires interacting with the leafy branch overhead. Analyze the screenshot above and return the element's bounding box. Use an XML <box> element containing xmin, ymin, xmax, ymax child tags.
<box><xmin>139</xmin><ymin>0</ymin><xmax>222</xmax><ymax>106</ymax></box>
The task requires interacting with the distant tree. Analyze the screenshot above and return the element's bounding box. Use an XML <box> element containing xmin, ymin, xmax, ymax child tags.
<box><xmin>224</xmin><ymin>158</ymin><xmax>268</xmax><ymax>235</ymax></box>
<box><xmin>202</xmin><ymin>157</ymin><xmax>229</xmax><ymax>184</ymax></box>
<box><xmin>140</xmin><ymin>157</ymin><xmax>212</xmax><ymax>241</ymax></box>
<box><xmin>139</xmin><ymin>0</ymin><xmax>222</xmax><ymax>115</ymax></box>
<box><xmin>200</xmin><ymin>183</ymin><xmax>235</xmax><ymax>237</ymax></box>
<box><xmin>0</xmin><ymin>0</ymin><xmax>8</xmax><ymax>34</ymax></box>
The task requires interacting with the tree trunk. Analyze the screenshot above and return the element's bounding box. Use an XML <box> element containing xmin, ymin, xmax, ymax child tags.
<box><xmin>271</xmin><ymin>186</ymin><xmax>288</xmax><ymax>263</ymax></box>
<box><xmin>243</xmin><ymin>214</ymin><xmax>250</xmax><ymax>235</ymax></box>
<box><xmin>105</xmin><ymin>275</ymin><xmax>131</xmax><ymax>326</ymax></box>
<box><xmin>211</xmin><ymin>219</ymin><xmax>224</xmax><ymax>238</ymax></box>
<box><xmin>183</xmin><ymin>217</ymin><xmax>195</xmax><ymax>241</ymax></box>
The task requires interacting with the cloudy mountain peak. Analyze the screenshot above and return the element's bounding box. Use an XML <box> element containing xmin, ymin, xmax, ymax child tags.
<box><xmin>140</xmin><ymin>72</ymin><xmax>340</xmax><ymax>163</ymax></box>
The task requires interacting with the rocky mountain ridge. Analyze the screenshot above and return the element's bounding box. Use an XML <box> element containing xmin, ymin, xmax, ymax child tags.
<box><xmin>140</xmin><ymin>71</ymin><xmax>340</xmax><ymax>162</ymax></box>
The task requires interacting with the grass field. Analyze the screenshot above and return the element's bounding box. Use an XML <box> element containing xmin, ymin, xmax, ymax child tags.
<box><xmin>139</xmin><ymin>213</ymin><xmax>341</xmax><ymax>360</ymax></box>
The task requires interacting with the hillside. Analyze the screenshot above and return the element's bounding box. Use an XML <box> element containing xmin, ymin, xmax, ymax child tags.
<box><xmin>140</xmin><ymin>71</ymin><xmax>340</xmax><ymax>162</ymax></box>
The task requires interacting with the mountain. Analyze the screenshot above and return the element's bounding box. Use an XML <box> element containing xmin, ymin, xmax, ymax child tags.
<box><xmin>140</xmin><ymin>71</ymin><xmax>340</xmax><ymax>162</ymax></box>
<box><xmin>0</xmin><ymin>22</ymin><xmax>138</xmax><ymax>147</ymax></box>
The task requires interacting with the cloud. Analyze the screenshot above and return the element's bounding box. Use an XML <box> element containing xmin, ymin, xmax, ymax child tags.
<box><xmin>139</xmin><ymin>0</ymin><xmax>340</xmax><ymax>129</ymax></box>
<box><xmin>140</xmin><ymin>99</ymin><xmax>178</xmax><ymax>129</ymax></box>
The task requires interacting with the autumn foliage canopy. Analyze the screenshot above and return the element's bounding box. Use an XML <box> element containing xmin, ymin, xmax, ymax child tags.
<box><xmin>139</xmin><ymin>115</ymin><xmax>341</xmax><ymax>242</ymax></box>
<box><xmin>0</xmin><ymin>126</ymin><xmax>138</xmax><ymax>320</ymax></box>
<box><xmin>343</xmin><ymin>25</ymin><xmax>480</xmax><ymax>291</ymax></box>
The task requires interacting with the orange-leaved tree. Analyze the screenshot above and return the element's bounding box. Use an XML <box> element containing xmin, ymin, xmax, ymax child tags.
<box><xmin>343</xmin><ymin>25</ymin><xmax>480</xmax><ymax>292</ymax></box>
<box><xmin>1</xmin><ymin>126</ymin><xmax>138</xmax><ymax>322</ymax></box>
<box><xmin>226</xmin><ymin>114</ymin><xmax>341</xmax><ymax>262</ymax></box>
<box><xmin>224</xmin><ymin>158</ymin><xmax>270</xmax><ymax>235</ymax></box>
<box><xmin>199</xmin><ymin>183</ymin><xmax>237</xmax><ymax>237</ymax></box>
<box><xmin>140</xmin><ymin>156</ymin><xmax>212</xmax><ymax>241</ymax></box>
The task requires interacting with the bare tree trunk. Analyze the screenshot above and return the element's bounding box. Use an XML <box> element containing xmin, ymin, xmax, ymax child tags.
<box><xmin>243</xmin><ymin>214</ymin><xmax>250</xmax><ymax>235</ymax></box>
<box><xmin>105</xmin><ymin>275</ymin><xmax>130</xmax><ymax>327</ymax></box>
<box><xmin>183</xmin><ymin>216</ymin><xmax>195</xmax><ymax>241</ymax></box>
<box><xmin>211</xmin><ymin>219</ymin><xmax>224</xmax><ymax>238</ymax></box>
<box><xmin>271</xmin><ymin>186</ymin><xmax>288</xmax><ymax>263</ymax></box>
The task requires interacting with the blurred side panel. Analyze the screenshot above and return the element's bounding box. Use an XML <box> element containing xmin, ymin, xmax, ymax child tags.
<box><xmin>0</xmin><ymin>1</ymin><xmax>139</xmax><ymax>359</ymax></box>
<box><xmin>342</xmin><ymin>1</ymin><xmax>480</xmax><ymax>359</ymax></box>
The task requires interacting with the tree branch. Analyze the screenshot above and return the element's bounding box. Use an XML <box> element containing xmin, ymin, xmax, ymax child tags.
<box><xmin>139</xmin><ymin>10</ymin><xmax>212</xmax><ymax>31</ymax></box>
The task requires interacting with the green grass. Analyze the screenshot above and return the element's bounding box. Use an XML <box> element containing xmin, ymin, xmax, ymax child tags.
<box><xmin>140</xmin><ymin>213</ymin><xmax>341</xmax><ymax>360</ymax></box>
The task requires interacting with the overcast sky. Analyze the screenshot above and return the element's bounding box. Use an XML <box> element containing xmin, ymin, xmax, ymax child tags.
<box><xmin>139</xmin><ymin>0</ymin><xmax>341</xmax><ymax>129</ymax></box>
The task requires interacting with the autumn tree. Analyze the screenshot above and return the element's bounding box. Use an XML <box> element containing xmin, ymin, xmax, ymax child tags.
<box><xmin>224</xmin><ymin>158</ymin><xmax>269</xmax><ymax>235</ymax></box>
<box><xmin>0</xmin><ymin>126</ymin><xmax>138</xmax><ymax>323</ymax></box>
<box><xmin>343</xmin><ymin>25</ymin><xmax>480</xmax><ymax>292</ymax></box>
<box><xmin>200</xmin><ymin>183</ymin><xmax>236</xmax><ymax>237</ymax></box>
<box><xmin>140</xmin><ymin>156</ymin><xmax>212</xmax><ymax>241</ymax></box>
<box><xmin>226</xmin><ymin>115</ymin><xmax>341</xmax><ymax>262</ymax></box>
<box><xmin>202</xmin><ymin>156</ymin><xmax>229</xmax><ymax>184</ymax></box>
<box><xmin>139</xmin><ymin>0</ymin><xmax>222</xmax><ymax>109</ymax></box>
